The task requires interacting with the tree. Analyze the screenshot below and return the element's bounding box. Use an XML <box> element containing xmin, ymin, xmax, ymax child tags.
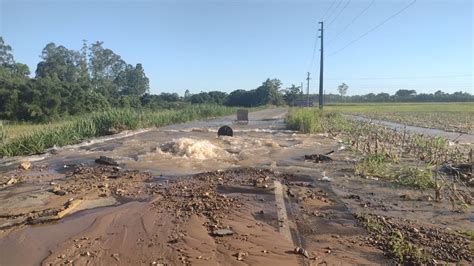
<box><xmin>89</xmin><ymin>41</ymin><xmax>126</xmax><ymax>104</ymax></box>
<box><xmin>0</xmin><ymin>37</ymin><xmax>32</xmax><ymax>120</ymax></box>
<box><xmin>158</xmin><ymin>92</ymin><xmax>180</xmax><ymax>102</ymax></box>
<box><xmin>115</xmin><ymin>63</ymin><xmax>150</xmax><ymax>96</ymax></box>
<box><xmin>283</xmin><ymin>84</ymin><xmax>302</xmax><ymax>106</ymax></box>
<box><xmin>254</xmin><ymin>78</ymin><xmax>284</xmax><ymax>106</ymax></box>
<box><xmin>35</xmin><ymin>43</ymin><xmax>82</xmax><ymax>83</ymax></box>
<box><xmin>190</xmin><ymin>92</ymin><xmax>211</xmax><ymax>104</ymax></box>
<box><xmin>395</xmin><ymin>89</ymin><xmax>417</xmax><ymax>98</ymax></box>
<box><xmin>226</xmin><ymin>89</ymin><xmax>252</xmax><ymax>107</ymax></box>
<box><xmin>0</xmin><ymin>37</ymin><xmax>14</xmax><ymax>66</ymax></box>
<box><xmin>184</xmin><ymin>89</ymin><xmax>191</xmax><ymax>101</ymax></box>
<box><xmin>337</xmin><ymin>83</ymin><xmax>348</xmax><ymax>97</ymax></box>
<box><xmin>208</xmin><ymin>91</ymin><xmax>227</xmax><ymax>105</ymax></box>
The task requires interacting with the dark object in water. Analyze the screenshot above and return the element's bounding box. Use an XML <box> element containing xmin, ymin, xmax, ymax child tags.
<box><xmin>304</xmin><ymin>151</ymin><xmax>333</xmax><ymax>163</ymax></box>
<box><xmin>218</xmin><ymin>125</ymin><xmax>233</xmax><ymax>137</ymax></box>
<box><xmin>95</xmin><ymin>156</ymin><xmax>119</xmax><ymax>166</ymax></box>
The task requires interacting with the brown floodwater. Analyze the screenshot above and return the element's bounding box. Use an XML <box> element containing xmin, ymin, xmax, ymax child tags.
<box><xmin>0</xmin><ymin>108</ymin><xmax>472</xmax><ymax>265</ymax></box>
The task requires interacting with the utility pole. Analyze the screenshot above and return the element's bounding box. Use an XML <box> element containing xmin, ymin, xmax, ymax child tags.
<box><xmin>306</xmin><ymin>72</ymin><xmax>311</xmax><ymax>107</ymax></box>
<box><xmin>300</xmin><ymin>82</ymin><xmax>304</xmax><ymax>94</ymax></box>
<box><xmin>318</xmin><ymin>21</ymin><xmax>324</xmax><ymax>110</ymax></box>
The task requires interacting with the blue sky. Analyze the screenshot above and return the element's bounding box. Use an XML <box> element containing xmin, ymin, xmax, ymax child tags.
<box><xmin>1</xmin><ymin>0</ymin><xmax>472</xmax><ymax>96</ymax></box>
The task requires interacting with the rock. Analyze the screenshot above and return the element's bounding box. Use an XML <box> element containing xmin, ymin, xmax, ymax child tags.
<box><xmin>95</xmin><ymin>156</ymin><xmax>118</xmax><ymax>166</ymax></box>
<box><xmin>212</xmin><ymin>229</ymin><xmax>234</xmax><ymax>237</ymax></box>
<box><xmin>321</xmin><ymin>176</ymin><xmax>331</xmax><ymax>182</ymax></box>
<box><xmin>6</xmin><ymin>178</ymin><xmax>18</xmax><ymax>185</ymax></box>
<box><xmin>234</xmin><ymin>251</ymin><xmax>247</xmax><ymax>261</ymax></box>
<box><xmin>294</xmin><ymin>246</ymin><xmax>312</xmax><ymax>259</ymax></box>
<box><xmin>19</xmin><ymin>161</ymin><xmax>31</xmax><ymax>170</ymax></box>
<box><xmin>55</xmin><ymin>190</ymin><xmax>67</xmax><ymax>196</ymax></box>
<box><xmin>115</xmin><ymin>188</ymin><xmax>126</xmax><ymax>195</ymax></box>
<box><xmin>51</xmin><ymin>185</ymin><xmax>67</xmax><ymax>196</ymax></box>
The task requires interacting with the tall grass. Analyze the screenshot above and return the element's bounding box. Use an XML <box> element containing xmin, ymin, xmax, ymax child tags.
<box><xmin>285</xmin><ymin>108</ymin><xmax>349</xmax><ymax>133</ymax></box>
<box><xmin>0</xmin><ymin>105</ymin><xmax>237</xmax><ymax>157</ymax></box>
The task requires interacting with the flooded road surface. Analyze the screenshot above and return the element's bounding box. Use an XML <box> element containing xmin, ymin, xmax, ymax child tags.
<box><xmin>0</xmin><ymin>108</ymin><xmax>472</xmax><ymax>265</ymax></box>
<box><xmin>346</xmin><ymin>114</ymin><xmax>474</xmax><ymax>144</ymax></box>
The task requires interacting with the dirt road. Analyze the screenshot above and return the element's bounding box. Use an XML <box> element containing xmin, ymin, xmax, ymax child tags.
<box><xmin>0</xmin><ymin>108</ymin><xmax>472</xmax><ymax>265</ymax></box>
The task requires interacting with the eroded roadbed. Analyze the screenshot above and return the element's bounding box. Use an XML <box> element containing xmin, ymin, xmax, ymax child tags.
<box><xmin>0</xmin><ymin>108</ymin><xmax>473</xmax><ymax>265</ymax></box>
<box><xmin>1</xmin><ymin>165</ymin><xmax>472</xmax><ymax>265</ymax></box>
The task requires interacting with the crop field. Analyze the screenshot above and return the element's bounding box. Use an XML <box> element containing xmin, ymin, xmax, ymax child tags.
<box><xmin>325</xmin><ymin>102</ymin><xmax>474</xmax><ymax>134</ymax></box>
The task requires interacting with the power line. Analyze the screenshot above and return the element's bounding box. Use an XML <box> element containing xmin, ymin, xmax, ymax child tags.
<box><xmin>326</xmin><ymin>0</ymin><xmax>352</xmax><ymax>29</ymax></box>
<box><xmin>320</xmin><ymin>0</ymin><xmax>337</xmax><ymax>21</ymax></box>
<box><xmin>326</xmin><ymin>0</ymin><xmax>375</xmax><ymax>46</ymax></box>
<box><xmin>325</xmin><ymin>74</ymin><xmax>473</xmax><ymax>80</ymax></box>
<box><xmin>328</xmin><ymin>0</ymin><xmax>417</xmax><ymax>57</ymax></box>
<box><xmin>308</xmin><ymin>33</ymin><xmax>318</xmax><ymax>72</ymax></box>
<box><xmin>324</xmin><ymin>0</ymin><xmax>344</xmax><ymax>23</ymax></box>
<box><xmin>308</xmin><ymin>1</ymin><xmax>338</xmax><ymax>73</ymax></box>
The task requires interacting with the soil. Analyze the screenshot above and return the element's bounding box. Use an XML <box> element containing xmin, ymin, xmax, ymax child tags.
<box><xmin>0</xmin><ymin>108</ymin><xmax>472</xmax><ymax>265</ymax></box>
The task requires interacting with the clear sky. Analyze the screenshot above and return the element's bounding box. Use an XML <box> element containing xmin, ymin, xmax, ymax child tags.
<box><xmin>1</xmin><ymin>0</ymin><xmax>473</xmax><ymax>96</ymax></box>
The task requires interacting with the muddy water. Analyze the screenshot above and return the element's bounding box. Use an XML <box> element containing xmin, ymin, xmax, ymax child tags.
<box><xmin>1</xmin><ymin>108</ymin><xmax>326</xmax><ymax>177</ymax></box>
<box><xmin>1</xmin><ymin>108</ymin><xmax>473</xmax><ymax>265</ymax></box>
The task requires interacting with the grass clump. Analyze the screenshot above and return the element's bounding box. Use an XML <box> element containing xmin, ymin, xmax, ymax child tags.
<box><xmin>458</xmin><ymin>230</ymin><xmax>474</xmax><ymax>251</ymax></box>
<box><xmin>354</xmin><ymin>154</ymin><xmax>390</xmax><ymax>178</ymax></box>
<box><xmin>0</xmin><ymin>105</ymin><xmax>237</xmax><ymax>158</ymax></box>
<box><xmin>0</xmin><ymin>122</ymin><xmax>6</xmax><ymax>144</ymax></box>
<box><xmin>355</xmin><ymin>213</ymin><xmax>430</xmax><ymax>264</ymax></box>
<box><xmin>387</xmin><ymin>230</ymin><xmax>430</xmax><ymax>264</ymax></box>
<box><xmin>285</xmin><ymin>108</ymin><xmax>349</xmax><ymax>133</ymax></box>
<box><xmin>394</xmin><ymin>167</ymin><xmax>435</xmax><ymax>190</ymax></box>
<box><xmin>286</xmin><ymin>108</ymin><xmax>323</xmax><ymax>133</ymax></box>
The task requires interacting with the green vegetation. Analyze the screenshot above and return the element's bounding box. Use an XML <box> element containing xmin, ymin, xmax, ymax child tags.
<box><xmin>286</xmin><ymin>108</ymin><xmax>323</xmax><ymax>133</ymax></box>
<box><xmin>394</xmin><ymin>167</ymin><xmax>435</xmax><ymax>190</ymax></box>
<box><xmin>354</xmin><ymin>154</ymin><xmax>390</xmax><ymax>178</ymax></box>
<box><xmin>355</xmin><ymin>213</ymin><xmax>430</xmax><ymax>264</ymax></box>
<box><xmin>285</xmin><ymin>108</ymin><xmax>349</xmax><ymax>133</ymax></box>
<box><xmin>387</xmin><ymin>231</ymin><xmax>430</xmax><ymax>264</ymax></box>
<box><xmin>0</xmin><ymin>105</ymin><xmax>236</xmax><ymax>157</ymax></box>
<box><xmin>458</xmin><ymin>230</ymin><xmax>474</xmax><ymax>251</ymax></box>
<box><xmin>1</xmin><ymin>37</ymin><xmax>298</xmax><ymax>124</ymax></box>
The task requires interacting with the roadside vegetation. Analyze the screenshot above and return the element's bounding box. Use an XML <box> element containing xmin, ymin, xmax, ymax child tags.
<box><xmin>285</xmin><ymin>108</ymin><xmax>349</xmax><ymax>133</ymax></box>
<box><xmin>287</xmin><ymin>107</ymin><xmax>472</xmax><ymax>212</ymax></box>
<box><xmin>0</xmin><ymin>105</ymin><xmax>237</xmax><ymax>157</ymax></box>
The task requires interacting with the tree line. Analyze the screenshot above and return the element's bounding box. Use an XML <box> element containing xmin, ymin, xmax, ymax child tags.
<box><xmin>0</xmin><ymin>37</ymin><xmax>305</xmax><ymax>122</ymax></box>
<box><xmin>319</xmin><ymin>88</ymin><xmax>474</xmax><ymax>103</ymax></box>
<box><xmin>1</xmin><ymin>37</ymin><xmax>472</xmax><ymax>123</ymax></box>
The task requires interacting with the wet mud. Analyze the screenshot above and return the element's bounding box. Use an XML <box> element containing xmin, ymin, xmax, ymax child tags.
<box><xmin>0</xmin><ymin>108</ymin><xmax>472</xmax><ymax>265</ymax></box>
